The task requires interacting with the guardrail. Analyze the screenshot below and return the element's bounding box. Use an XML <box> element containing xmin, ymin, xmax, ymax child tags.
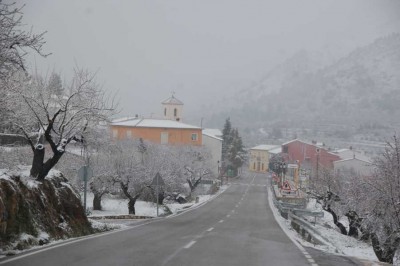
<box><xmin>288</xmin><ymin>212</ymin><xmax>332</xmax><ymax>246</ymax></box>
<box><xmin>270</xmin><ymin>178</ymin><xmax>338</xmax><ymax>249</ymax></box>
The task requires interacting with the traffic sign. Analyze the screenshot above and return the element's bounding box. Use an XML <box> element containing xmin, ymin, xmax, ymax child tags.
<box><xmin>151</xmin><ymin>172</ymin><xmax>165</xmax><ymax>187</ymax></box>
<box><xmin>287</xmin><ymin>164</ymin><xmax>298</xmax><ymax>169</ymax></box>
<box><xmin>282</xmin><ymin>181</ymin><xmax>292</xmax><ymax>190</ymax></box>
<box><xmin>78</xmin><ymin>166</ymin><xmax>93</xmax><ymax>181</ymax></box>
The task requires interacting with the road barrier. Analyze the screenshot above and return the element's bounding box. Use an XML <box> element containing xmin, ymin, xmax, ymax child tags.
<box><xmin>270</xmin><ymin>178</ymin><xmax>334</xmax><ymax>248</ymax></box>
<box><xmin>288</xmin><ymin>212</ymin><xmax>334</xmax><ymax>247</ymax></box>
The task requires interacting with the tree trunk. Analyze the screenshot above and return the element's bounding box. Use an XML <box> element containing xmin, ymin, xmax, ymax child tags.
<box><xmin>371</xmin><ymin>232</ymin><xmax>400</xmax><ymax>263</ymax></box>
<box><xmin>325</xmin><ymin>205</ymin><xmax>347</xmax><ymax>235</ymax></box>
<box><xmin>93</xmin><ymin>193</ymin><xmax>103</xmax><ymax>211</ymax></box>
<box><xmin>346</xmin><ymin>211</ymin><xmax>359</xmax><ymax>238</ymax></box>
<box><xmin>128</xmin><ymin>199</ymin><xmax>136</xmax><ymax>215</ymax></box>
<box><xmin>30</xmin><ymin>145</ymin><xmax>45</xmax><ymax>178</ymax></box>
<box><xmin>30</xmin><ymin>147</ymin><xmax>63</xmax><ymax>181</ymax></box>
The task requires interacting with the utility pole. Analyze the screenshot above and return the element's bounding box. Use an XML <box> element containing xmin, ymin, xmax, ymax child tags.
<box><xmin>315</xmin><ymin>148</ymin><xmax>320</xmax><ymax>190</ymax></box>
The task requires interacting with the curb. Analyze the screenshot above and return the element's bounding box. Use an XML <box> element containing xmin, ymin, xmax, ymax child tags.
<box><xmin>89</xmin><ymin>215</ymin><xmax>153</xmax><ymax>220</ymax></box>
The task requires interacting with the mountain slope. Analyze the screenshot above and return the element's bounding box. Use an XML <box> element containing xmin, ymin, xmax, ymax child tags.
<box><xmin>208</xmin><ymin>33</ymin><xmax>400</xmax><ymax>132</ymax></box>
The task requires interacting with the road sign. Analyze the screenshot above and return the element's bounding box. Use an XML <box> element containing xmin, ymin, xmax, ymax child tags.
<box><xmin>151</xmin><ymin>172</ymin><xmax>165</xmax><ymax>217</ymax></box>
<box><xmin>151</xmin><ymin>172</ymin><xmax>165</xmax><ymax>187</ymax></box>
<box><xmin>282</xmin><ymin>181</ymin><xmax>292</xmax><ymax>191</ymax></box>
<box><xmin>287</xmin><ymin>164</ymin><xmax>298</xmax><ymax>169</ymax></box>
<box><xmin>78</xmin><ymin>165</ymin><xmax>92</xmax><ymax>215</ymax></box>
<box><xmin>78</xmin><ymin>166</ymin><xmax>93</xmax><ymax>181</ymax></box>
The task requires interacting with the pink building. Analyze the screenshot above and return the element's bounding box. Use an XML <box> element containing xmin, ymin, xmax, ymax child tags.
<box><xmin>281</xmin><ymin>139</ymin><xmax>340</xmax><ymax>171</ymax></box>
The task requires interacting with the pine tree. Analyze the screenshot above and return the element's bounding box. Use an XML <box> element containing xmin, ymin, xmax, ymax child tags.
<box><xmin>221</xmin><ymin>118</ymin><xmax>246</xmax><ymax>176</ymax></box>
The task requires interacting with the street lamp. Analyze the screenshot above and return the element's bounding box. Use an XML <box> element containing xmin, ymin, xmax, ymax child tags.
<box><xmin>217</xmin><ymin>160</ymin><xmax>222</xmax><ymax>185</ymax></box>
<box><xmin>277</xmin><ymin>161</ymin><xmax>285</xmax><ymax>188</ymax></box>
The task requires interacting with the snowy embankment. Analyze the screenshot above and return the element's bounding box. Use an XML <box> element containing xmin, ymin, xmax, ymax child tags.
<box><xmin>86</xmin><ymin>186</ymin><xmax>228</xmax><ymax>219</ymax></box>
<box><xmin>267</xmin><ymin>186</ymin><xmax>380</xmax><ymax>263</ymax></box>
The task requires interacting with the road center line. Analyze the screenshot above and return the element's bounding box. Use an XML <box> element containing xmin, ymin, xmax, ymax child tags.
<box><xmin>184</xmin><ymin>240</ymin><xmax>196</xmax><ymax>249</ymax></box>
<box><xmin>207</xmin><ymin>227</ymin><xmax>214</xmax><ymax>232</ymax></box>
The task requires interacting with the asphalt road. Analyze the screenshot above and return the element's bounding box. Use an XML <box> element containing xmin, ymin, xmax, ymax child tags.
<box><xmin>1</xmin><ymin>172</ymin><xmax>362</xmax><ymax>266</ymax></box>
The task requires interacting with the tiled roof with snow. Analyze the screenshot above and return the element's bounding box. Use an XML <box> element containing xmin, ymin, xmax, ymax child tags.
<box><xmin>161</xmin><ymin>95</ymin><xmax>184</xmax><ymax>105</ymax></box>
<box><xmin>202</xmin><ymin>128</ymin><xmax>223</xmax><ymax>138</ymax></box>
<box><xmin>251</xmin><ymin>145</ymin><xmax>280</xmax><ymax>151</ymax></box>
<box><xmin>111</xmin><ymin>118</ymin><xmax>200</xmax><ymax>129</ymax></box>
<box><xmin>333</xmin><ymin>157</ymin><xmax>372</xmax><ymax>164</ymax></box>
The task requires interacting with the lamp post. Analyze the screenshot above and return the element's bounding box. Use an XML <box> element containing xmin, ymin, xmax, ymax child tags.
<box><xmin>279</xmin><ymin>161</ymin><xmax>286</xmax><ymax>188</ymax></box>
<box><xmin>217</xmin><ymin>160</ymin><xmax>222</xmax><ymax>185</ymax></box>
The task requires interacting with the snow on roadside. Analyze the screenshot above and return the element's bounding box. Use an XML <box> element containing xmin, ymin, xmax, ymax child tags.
<box><xmin>268</xmin><ymin>189</ymin><xmax>379</xmax><ymax>263</ymax></box>
<box><xmin>84</xmin><ymin>185</ymin><xmax>228</xmax><ymax>218</ymax></box>
<box><xmin>303</xmin><ymin>199</ymin><xmax>378</xmax><ymax>261</ymax></box>
<box><xmin>85</xmin><ymin>194</ymin><xmax>166</xmax><ymax>217</ymax></box>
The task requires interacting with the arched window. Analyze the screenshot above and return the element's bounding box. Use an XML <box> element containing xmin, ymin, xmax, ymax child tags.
<box><xmin>174</xmin><ymin>108</ymin><xmax>177</xmax><ymax>117</ymax></box>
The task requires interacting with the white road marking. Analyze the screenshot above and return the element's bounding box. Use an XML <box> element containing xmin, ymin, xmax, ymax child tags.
<box><xmin>207</xmin><ymin>227</ymin><xmax>214</xmax><ymax>232</ymax></box>
<box><xmin>219</xmin><ymin>220</ymin><xmax>224</xmax><ymax>223</ymax></box>
<box><xmin>184</xmin><ymin>240</ymin><xmax>196</xmax><ymax>249</ymax></box>
<box><xmin>226</xmin><ymin>214</ymin><xmax>231</xmax><ymax>218</ymax></box>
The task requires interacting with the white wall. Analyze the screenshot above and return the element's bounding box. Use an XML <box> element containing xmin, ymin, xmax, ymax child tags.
<box><xmin>334</xmin><ymin>159</ymin><xmax>373</xmax><ymax>177</ymax></box>
<box><xmin>202</xmin><ymin>134</ymin><xmax>222</xmax><ymax>177</ymax></box>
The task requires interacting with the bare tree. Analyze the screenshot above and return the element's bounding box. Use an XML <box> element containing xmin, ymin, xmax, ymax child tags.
<box><xmin>5</xmin><ymin>69</ymin><xmax>115</xmax><ymax>181</ymax></box>
<box><xmin>356</xmin><ymin>135</ymin><xmax>400</xmax><ymax>263</ymax></box>
<box><xmin>0</xmin><ymin>2</ymin><xmax>47</xmax><ymax>79</ymax></box>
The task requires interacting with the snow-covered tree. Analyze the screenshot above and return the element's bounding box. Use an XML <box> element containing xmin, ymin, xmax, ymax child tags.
<box><xmin>4</xmin><ymin>69</ymin><xmax>115</xmax><ymax>181</ymax></box>
<box><xmin>354</xmin><ymin>135</ymin><xmax>400</xmax><ymax>263</ymax></box>
<box><xmin>0</xmin><ymin>2</ymin><xmax>47</xmax><ymax>79</ymax></box>
<box><xmin>221</xmin><ymin>118</ymin><xmax>246</xmax><ymax>176</ymax></box>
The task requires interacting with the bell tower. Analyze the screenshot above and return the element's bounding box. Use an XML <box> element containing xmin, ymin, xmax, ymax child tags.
<box><xmin>162</xmin><ymin>93</ymin><xmax>184</xmax><ymax>121</ymax></box>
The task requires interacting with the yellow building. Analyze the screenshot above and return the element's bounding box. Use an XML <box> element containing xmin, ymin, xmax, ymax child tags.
<box><xmin>249</xmin><ymin>145</ymin><xmax>280</xmax><ymax>172</ymax></box>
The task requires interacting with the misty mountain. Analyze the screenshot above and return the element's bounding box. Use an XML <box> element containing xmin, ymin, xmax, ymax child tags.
<box><xmin>206</xmin><ymin>33</ymin><xmax>400</xmax><ymax>138</ymax></box>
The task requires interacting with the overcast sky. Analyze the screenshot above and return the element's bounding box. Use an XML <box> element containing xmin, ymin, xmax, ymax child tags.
<box><xmin>22</xmin><ymin>0</ymin><xmax>400</xmax><ymax>120</ymax></box>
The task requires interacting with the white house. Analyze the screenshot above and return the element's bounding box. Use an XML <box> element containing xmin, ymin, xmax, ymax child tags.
<box><xmin>332</xmin><ymin>148</ymin><xmax>371</xmax><ymax>162</ymax></box>
<box><xmin>334</xmin><ymin>157</ymin><xmax>374</xmax><ymax>177</ymax></box>
<box><xmin>202</xmin><ymin>129</ymin><xmax>223</xmax><ymax>177</ymax></box>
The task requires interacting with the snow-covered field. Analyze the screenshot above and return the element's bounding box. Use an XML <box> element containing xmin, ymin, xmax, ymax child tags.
<box><xmin>86</xmin><ymin>194</ymin><xmax>166</xmax><ymax>217</ymax></box>
<box><xmin>85</xmin><ymin>188</ymin><xmax>225</xmax><ymax>219</ymax></box>
<box><xmin>268</xmin><ymin>188</ymin><xmax>381</xmax><ymax>264</ymax></box>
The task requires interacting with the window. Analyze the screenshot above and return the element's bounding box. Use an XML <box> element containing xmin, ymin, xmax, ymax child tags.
<box><xmin>112</xmin><ymin>129</ymin><xmax>118</xmax><ymax>138</ymax></box>
<box><xmin>191</xmin><ymin>133</ymin><xmax>198</xmax><ymax>141</ymax></box>
<box><xmin>164</xmin><ymin>108</ymin><xmax>166</xmax><ymax>116</ymax></box>
<box><xmin>126</xmin><ymin>130</ymin><xmax>132</xmax><ymax>139</ymax></box>
<box><xmin>161</xmin><ymin>132</ymin><xmax>168</xmax><ymax>144</ymax></box>
<box><xmin>283</xmin><ymin>145</ymin><xmax>288</xmax><ymax>153</ymax></box>
<box><xmin>174</xmin><ymin>108</ymin><xmax>177</xmax><ymax>117</ymax></box>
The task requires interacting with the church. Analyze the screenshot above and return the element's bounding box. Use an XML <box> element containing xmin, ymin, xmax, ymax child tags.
<box><xmin>110</xmin><ymin>95</ymin><xmax>202</xmax><ymax>146</ymax></box>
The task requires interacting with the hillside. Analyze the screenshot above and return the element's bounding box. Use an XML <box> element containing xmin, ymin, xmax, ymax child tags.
<box><xmin>205</xmin><ymin>33</ymin><xmax>400</xmax><ymax>145</ymax></box>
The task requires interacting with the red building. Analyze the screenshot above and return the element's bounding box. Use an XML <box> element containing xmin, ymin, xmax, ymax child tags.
<box><xmin>281</xmin><ymin>139</ymin><xmax>340</xmax><ymax>170</ymax></box>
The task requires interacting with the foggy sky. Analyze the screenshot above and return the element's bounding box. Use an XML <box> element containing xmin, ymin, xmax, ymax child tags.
<box><xmin>22</xmin><ymin>0</ymin><xmax>400</xmax><ymax>122</ymax></box>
